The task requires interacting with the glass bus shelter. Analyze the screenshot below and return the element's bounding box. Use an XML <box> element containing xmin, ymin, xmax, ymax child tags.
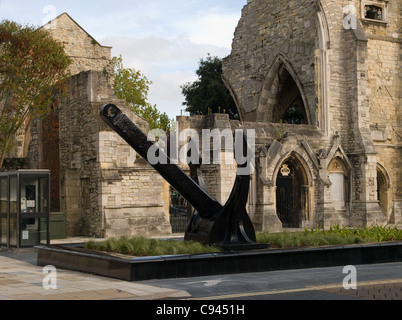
<box><xmin>0</xmin><ymin>170</ymin><xmax>50</xmax><ymax>250</ymax></box>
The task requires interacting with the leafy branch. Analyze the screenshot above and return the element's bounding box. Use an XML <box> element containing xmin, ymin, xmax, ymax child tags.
<box><xmin>110</xmin><ymin>55</ymin><xmax>171</xmax><ymax>132</ymax></box>
<box><xmin>0</xmin><ymin>20</ymin><xmax>72</xmax><ymax>168</ymax></box>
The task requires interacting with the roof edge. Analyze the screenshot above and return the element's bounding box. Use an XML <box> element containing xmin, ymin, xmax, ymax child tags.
<box><xmin>41</xmin><ymin>12</ymin><xmax>110</xmax><ymax>48</ymax></box>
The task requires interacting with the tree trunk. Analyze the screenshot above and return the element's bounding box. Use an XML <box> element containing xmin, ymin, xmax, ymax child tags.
<box><xmin>0</xmin><ymin>137</ymin><xmax>11</xmax><ymax>169</ymax></box>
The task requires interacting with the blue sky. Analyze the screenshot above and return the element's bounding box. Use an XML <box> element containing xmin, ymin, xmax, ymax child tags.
<box><xmin>0</xmin><ymin>0</ymin><xmax>246</xmax><ymax>119</ymax></box>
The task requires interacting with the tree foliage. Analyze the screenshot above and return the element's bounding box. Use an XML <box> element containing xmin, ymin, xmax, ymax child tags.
<box><xmin>112</xmin><ymin>55</ymin><xmax>151</xmax><ymax>109</ymax></box>
<box><xmin>0</xmin><ymin>20</ymin><xmax>72</xmax><ymax>168</ymax></box>
<box><xmin>111</xmin><ymin>55</ymin><xmax>171</xmax><ymax>132</ymax></box>
<box><xmin>181</xmin><ymin>54</ymin><xmax>239</xmax><ymax>120</ymax></box>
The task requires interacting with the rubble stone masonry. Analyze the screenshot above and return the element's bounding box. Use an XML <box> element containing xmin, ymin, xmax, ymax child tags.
<box><xmin>216</xmin><ymin>0</ymin><xmax>400</xmax><ymax>230</ymax></box>
<box><xmin>27</xmin><ymin>13</ymin><xmax>172</xmax><ymax>238</ymax></box>
<box><xmin>57</xmin><ymin>70</ymin><xmax>171</xmax><ymax>237</ymax></box>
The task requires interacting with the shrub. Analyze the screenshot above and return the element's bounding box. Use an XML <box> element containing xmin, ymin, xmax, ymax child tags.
<box><xmin>84</xmin><ymin>236</ymin><xmax>220</xmax><ymax>256</ymax></box>
<box><xmin>257</xmin><ymin>225</ymin><xmax>401</xmax><ymax>249</ymax></box>
<box><xmin>84</xmin><ymin>225</ymin><xmax>401</xmax><ymax>255</ymax></box>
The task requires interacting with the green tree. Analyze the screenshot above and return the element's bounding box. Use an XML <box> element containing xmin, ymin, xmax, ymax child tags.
<box><xmin>111</xmin><ymin>55</ymin><xmax>171</xmax><ymax>132</ymax></box>
<box><xmin>0</xmin><ymin>20</ymin><xmax>72</xmax><ymax>168</ymax></box>
<box><xmin>181</xmin><ymin>54</ymin><xmax>239</xmax><ymax>120</ymax></box>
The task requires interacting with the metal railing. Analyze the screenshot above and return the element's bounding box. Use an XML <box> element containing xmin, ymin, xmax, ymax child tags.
<box><xmin>169</xmin><ymin>205</ymin><xmax>189</xmax><ymax>233</ymax></box>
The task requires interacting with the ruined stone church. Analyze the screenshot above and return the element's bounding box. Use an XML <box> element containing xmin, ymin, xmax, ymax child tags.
<box><xmin>216</xmin><ymin>0</ymin><xmax>401</xmax><ymax>230</ymax></box>
<box><xmin>5</xmin><ymin>0</ymin><xmax>401</xmax><ymax>238</ymax></box>
<box><xmin>178</xmin><ymin>0</ymin><xmax>401</xmax><ymax>232</ymax></box>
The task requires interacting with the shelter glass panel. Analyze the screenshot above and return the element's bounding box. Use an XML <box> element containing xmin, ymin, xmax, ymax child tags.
<box><xmin>0</xmin><ymin>177</ymin><xmax>7</xmax><ymax>246</ymax></box>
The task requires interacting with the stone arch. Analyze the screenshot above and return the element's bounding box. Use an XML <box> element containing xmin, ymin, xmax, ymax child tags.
<box><xmin>221</xmin><ymin>75</ymin><xmax>245</xmax><ymax>121</ymax></box>
<box><xmin>273</xmin><ymin>151</ymin><xmax>313</xmax><ymax>228</ymax></box>
<box><xmin>377</xmin><ymin>163</ymin><xmax>392</xmax><ymax>217</ymax></box>
<box><xmin>257</xmin><ymin>53</ymin><xmax>311</xmax><ymax>125</ymax></box>
<box><xmin>325</xmin><ymin>142</ymin><xmax>354</xmax><ymax>213</ymax></box>
<box><xmin>317</xmin><ymin>2</ymin><xmax>331</xmax><ymax>134</ymax></box>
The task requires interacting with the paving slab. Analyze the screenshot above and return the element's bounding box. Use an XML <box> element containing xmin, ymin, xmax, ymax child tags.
<box><xmin>0</xmin><ymin>249</ymin><xmax>190</xmax><ymax>300</ymax></box>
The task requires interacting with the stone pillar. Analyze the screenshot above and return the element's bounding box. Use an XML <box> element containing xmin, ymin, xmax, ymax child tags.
<box><xmin>391</xmin><ymin>201</ymin><xmax>402</xmax><ymax>227</ymax></box>
<box><xmin>345</xmin><ymin>19</ymin><xmax>386</xmax><ymax>227</ymax></box>
<box><xmin>253</xmin><ymin>153</ymin><xmax>282</xmax><ymax>232</ymax></box>
<box><xmin>350</xmin><ymin>154</ymin><xmax>386</xmax><ymax>227</ymax></box>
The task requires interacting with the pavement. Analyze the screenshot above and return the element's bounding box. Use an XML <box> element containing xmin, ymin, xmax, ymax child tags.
<box><xmin>141</xmin><ymin>260</ymin><xmax>402</xmax><ymax>301</ymax></box>
<box><xmin>2</xmin><ymin>237</ymin><xmax>402</xmax><ymax>301</ymax></box>
<box><xmin>0</xmin><ymin>238</ymin><xmax>191</xmax><ymax>301</ymax></box>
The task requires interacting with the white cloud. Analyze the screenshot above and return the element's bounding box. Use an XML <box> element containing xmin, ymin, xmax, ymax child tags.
<box><xmin>0</xmin><ymin>0</ymin><xmax>246</xmax><ymax>118</ymax></box>
<box><xmin>189</xmin><ymin>14</ymin><xmax>239</xmax><ymax>48</ymax></box>
<box><xmin>102</xmin><ymin>34</ymin><xmax>232</xmax><ymax>119</ymax></box>
<box><xmin>149</xmin><ymin>71</ymin><xmax>196</xmax><ymax>117</ymax></box>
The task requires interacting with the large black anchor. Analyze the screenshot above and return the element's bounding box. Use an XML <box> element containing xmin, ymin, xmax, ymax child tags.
<box><xmin>100</xmin><ymin>104</ymin><xmax>268</xmax><ymax>250</ymax></box>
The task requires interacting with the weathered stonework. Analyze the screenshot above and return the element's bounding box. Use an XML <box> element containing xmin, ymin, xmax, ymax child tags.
<box><xmin>42</xmin><ymin>13</ymin><xmax>112</xmax><ymax>76</ymax></box>
<box><xmin>26</xmin><ymin>14</ymin><xmax>172</xmax><ymax>238</ymax></box>
<box><xmin>176</xmin><ymin>114</ymin><xmax>237</xmax><ymax>205</ymax></box>
<box><xmin>181</xmin><ymin>0</ymin><xmax>401</xmax><ymax>231</ymax></box>
<box><xmin>45</xmin><ymin>70</ymin><xmax>171</xmax><ymax>238</ymax></box>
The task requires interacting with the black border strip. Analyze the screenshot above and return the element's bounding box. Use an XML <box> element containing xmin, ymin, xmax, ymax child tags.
<box><xmin>36</xmin><ymin>242</ymin><xmax>402</xmax><ymax>281</ymax></box>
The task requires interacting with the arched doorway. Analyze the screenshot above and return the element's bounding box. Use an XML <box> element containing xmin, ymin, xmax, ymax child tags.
<box><xmin>275</xmin><ymin>155</ymin><xmax>309</xmax><ymax>228</ymax></box>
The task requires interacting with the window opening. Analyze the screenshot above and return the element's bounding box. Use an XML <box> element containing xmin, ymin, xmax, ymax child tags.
<box><xmin>273</xmin><ymin>66</ymin><xmax>308</xmax><ymax>125</ymax></box>
<box><xmin>364</xmin><ymin>5</ymin><xmax>383</xmax><ymax>20</ymax></box>
<box><xmin>281</xmin><ymin>102</ymin><xmax>306</xmax><ymax>124</ymax></box>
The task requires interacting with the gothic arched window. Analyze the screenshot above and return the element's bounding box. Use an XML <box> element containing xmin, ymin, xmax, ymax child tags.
<box><xmin>272</xmin><ymin>65</ymin><xmax>308</xmax><ymax>125</ymax></box>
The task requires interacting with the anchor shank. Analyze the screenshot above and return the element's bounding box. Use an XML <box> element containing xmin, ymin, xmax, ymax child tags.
<box><xmin>100</xmin><ymin>104</ymin><xmax>222</xmax><ymax>218</ymax></box>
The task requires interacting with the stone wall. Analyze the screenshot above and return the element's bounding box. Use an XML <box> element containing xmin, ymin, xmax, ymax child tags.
<box><xmin>42</xmin><ymin>13</ymin><xmax>112</xmax><ymax>76</ymax></box>
<box><xmin>223</xmin><ymin>0</ymin><xmax>319</xmax><ymax>125</ymax></box>
<box><xmin>176</xmin><ymin>114</ymin><xmax>237</xmax><ymax>205</ymax></box>
<box><xmin>177</xmin><ymin>114</ymin><xmax>327</xmax><ymax>231</ymax></box>
<box><xmin>219</xmin><ymin>0</ymin><xmax>401</xmax><ymax>230</ymax></box>
<box><xmin>57</xmin><ymin>70</ymin><xmax>171</xmax><ymax>237</ymax></box>
<box><xmin>362</xmin><ymin>0</ymin><xmax>402</xmax><ymax>224</ymax></box>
